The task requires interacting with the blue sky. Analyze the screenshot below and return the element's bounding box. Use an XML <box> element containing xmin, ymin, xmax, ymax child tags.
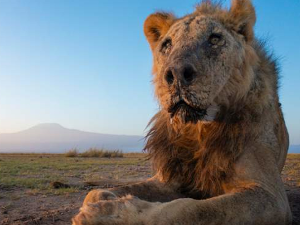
<box><xmin>0</xmin><ymin>0</ymin><xmax>299</xmax><ymax>144</ymax></box>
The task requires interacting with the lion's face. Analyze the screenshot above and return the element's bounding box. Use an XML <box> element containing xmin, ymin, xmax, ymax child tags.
<box><xmin>152</xmin><ymin>16</ymin><xmax>243</xmax><ymax>123</ymax></box>
<box><xmin>144</xmin><ymin>2</ymin><xmax>257</xmax><ymax>124</ymax></box>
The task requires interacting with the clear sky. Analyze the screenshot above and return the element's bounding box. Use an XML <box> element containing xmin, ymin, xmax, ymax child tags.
<box><xmin>0</xmin><ymin>0</ymin><xmax>299</xmax><ymax>144</ymax></box>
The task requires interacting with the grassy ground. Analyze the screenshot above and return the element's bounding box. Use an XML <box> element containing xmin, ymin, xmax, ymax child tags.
<box><xmin>0</xmin><ymin>153</ymin><xmax>299</xmax><ymax>225</ymax></box>
<box><xmin>282</xmin><ymin>154</ymin><xmax>300</xmax><ymax>186</ymax></box>
<box><xmin>0</xmin><ymin>153</ymin><xmax>151</xmax><ymax>194</ymax></box>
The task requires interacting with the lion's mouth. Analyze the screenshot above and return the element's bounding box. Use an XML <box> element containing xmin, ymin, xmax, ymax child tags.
<box><xmin>168</xmin><ymin>100</ymin><xmax>207</xmax><ymax>124</ymax></box>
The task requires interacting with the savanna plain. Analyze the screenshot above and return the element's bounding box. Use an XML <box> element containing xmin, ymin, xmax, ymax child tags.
<box><xmin>0</xmin><ymin>153</ymin><xmax>299</xmax><ymax>225</ymax></box>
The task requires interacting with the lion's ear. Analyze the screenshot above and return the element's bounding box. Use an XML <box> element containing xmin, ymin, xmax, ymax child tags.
<box><xmin>229</xmin><ymin>0</ymin><xmax>256</xmax><ymax>42</ymax></box>
<box><xmin>144</xmin><ymin>12</ymin><xmax>176</xmax><ymax>51</ymax></box>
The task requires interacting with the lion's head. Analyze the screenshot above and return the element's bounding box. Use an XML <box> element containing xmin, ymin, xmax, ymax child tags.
<box><xmin>144</xmin><ymin>0</ymin><xmax>258</xmax><ymax>124</ymax></box>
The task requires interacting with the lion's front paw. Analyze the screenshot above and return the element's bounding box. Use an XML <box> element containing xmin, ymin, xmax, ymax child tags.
<box><xmin>83</xmin><ymin>189</ymin><xmax>117</xmax><ymax>206</ymax></box>
<box><xmin>73</xmin><ymin>195</ymin><xmax>152</xmax><ymax>225</ymax></box>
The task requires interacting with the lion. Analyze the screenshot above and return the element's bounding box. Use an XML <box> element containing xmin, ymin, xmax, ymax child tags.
<box><xmin>72</xmin><ymin>0</ymin><xmax>293</xmax><ymax>224</ymax></box>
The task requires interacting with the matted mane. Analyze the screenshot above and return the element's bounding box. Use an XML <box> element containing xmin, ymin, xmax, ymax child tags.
<box><xmin>144</xmin><ymin>103</ymin><xmax>261</xmax><ymax>196</ymax></box>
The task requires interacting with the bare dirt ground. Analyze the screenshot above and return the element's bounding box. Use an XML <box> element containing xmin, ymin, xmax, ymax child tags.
<box><xmin>0</xmin><ymin>153</ymin><xmax>300</xmax><ymax>225</ymax></box>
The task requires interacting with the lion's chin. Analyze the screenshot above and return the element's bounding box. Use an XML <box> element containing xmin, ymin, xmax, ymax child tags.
<box><xmin>174</xmin><ymin>108</ymin><xmax>205</xmax><ymax>124</ymax></box>
<box><xmin>169</xmin><ymin>103</ymin><xmax>219</xmax><ymax>124</ymax></box>
<box><xmin>168</xmin><ymin>100</ymin><xmax>206</xmax><ymax>124</ymax></box>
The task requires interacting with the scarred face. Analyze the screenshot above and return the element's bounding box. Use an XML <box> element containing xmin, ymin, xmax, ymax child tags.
<box><xmin>144</xmin><ymin>2</ymin><xmax>257</xmax><ymax>124</ymax></box>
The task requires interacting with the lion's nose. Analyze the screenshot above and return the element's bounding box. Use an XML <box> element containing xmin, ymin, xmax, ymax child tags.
<box><xmin>165</xmin><ymin>65</ymin><xmax>196</xmax><ymax>86</ymax></box>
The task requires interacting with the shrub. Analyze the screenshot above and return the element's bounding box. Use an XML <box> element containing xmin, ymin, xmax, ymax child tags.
<box><xmin>111</xmin><ymin>150</ymin><xmax>123</xmax><ymax>158</ymax></box>
<box><xmin>79</xmin><ymin>148</ymin><xmax>123</xmax><ymax>158</ymax></box>
<box><xmin>65</xmin><ymin>149</ymin><xmax>78</xmax><ymax>157</ymax></box>
<box><xmin>101</xmin><ymin>151</ymin><xmax>111</xmax><ymax>158</ymax></box>
<box><xmin>80</xmin><ymin>148</ymin><xmax>103</xmax><ymax>157</ymax></box>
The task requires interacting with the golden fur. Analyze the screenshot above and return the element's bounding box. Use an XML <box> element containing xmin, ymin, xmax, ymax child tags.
<box><xmin>73</xmin><ymin>1</ymin><xmax>292</xmax><ymax>224</ymax></box>
<box><xmin>145</xmin><ymin>107</ymin><xmax>256</xmax><ymax>196</ymax></box>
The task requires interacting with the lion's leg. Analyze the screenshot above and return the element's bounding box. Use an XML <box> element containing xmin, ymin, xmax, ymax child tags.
<box><xmin>144</xmin><ymin>186</ymin><xmax>292</xmax><ymax>225</ymax></box>
<box><xmin>83</xmin><ymin>176</ymin><xmax>184</xmax><ymax>206</ymax></box>
<box><xmin>74</xmin><ymin>186</ymin><xmax>292</xmax><ymax>225</ymax></box>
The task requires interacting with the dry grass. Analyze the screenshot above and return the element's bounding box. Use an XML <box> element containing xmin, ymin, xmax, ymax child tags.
<box><xmin>79</xmin><ymin>148</ymin><xmax>123</xmax><ymax>158</ymax></box>
<box><xmin>65</xmin><ymin>149</ymin><xmax>79</xmax><ymax>157</ymax></box>
<box><xmin>282</xmin><ymin>154</ymin><xmax>300</xmax><ymax>186</ymax></box>
<box><xmin>65</xmin><ymin>148</ymin><xmax>123</xmax><ymax>158</ymax></box>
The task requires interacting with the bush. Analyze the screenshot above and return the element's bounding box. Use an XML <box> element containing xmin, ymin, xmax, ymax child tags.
<box><xmin>80</xmin><ymin>148</ymin><xmax>103</xmax><ymax>157</ymax></box>
<box><xmin>65</xmin><ymin>149</ymin><xmax>78</xmax><ymax>157</ymax></box>
<box><xmin>110</xmin><ymin>150</ymin><xmax>123</xmax><ymax>158</ymax></box>
<box><xmin>79</xmin><ymin>148</ymin><xmax>123</xmax><ymax>158</ymax></box>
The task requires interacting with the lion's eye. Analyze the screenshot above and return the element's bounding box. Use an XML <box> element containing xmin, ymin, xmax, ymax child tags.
<box><xmin>208</xmin><ymin>34</ymin><xmax>224</xmax><ymax>47</ymax></box>
<box><xmin>160</xmin><ymin>38</ymin><xmax>172</xmax><ymax>54</ymax></box>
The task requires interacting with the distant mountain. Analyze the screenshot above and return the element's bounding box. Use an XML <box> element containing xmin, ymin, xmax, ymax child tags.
<box><xmin>289</xmin><ymin>145</ymin><xmax>300</xmax><ymax>153</ymax></box>
<box><xmin>0</xmin><ymin>123</ymin><xmax>144</xmax><ymax>153</ymax></box>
